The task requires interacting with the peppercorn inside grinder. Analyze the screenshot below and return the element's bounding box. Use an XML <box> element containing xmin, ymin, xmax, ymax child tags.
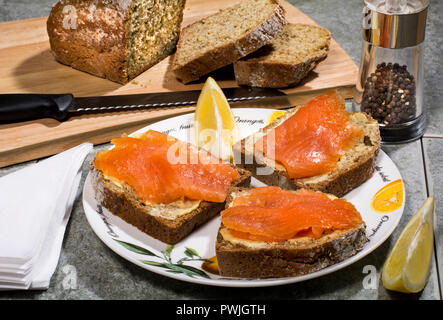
<box><xmin>353</xmin><ymin>0</ymin><xmax>428</xmax><ymax>143</ymax></box>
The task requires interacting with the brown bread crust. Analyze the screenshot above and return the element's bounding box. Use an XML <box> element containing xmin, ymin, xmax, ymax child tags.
<box><xmin>216</xmin><ymin>224</ymin><xmax>367</xmax><ymax>278</ymax></box>
<box><xmin>234</xmin><ymin>54</ymin><xmax>328</xmax><ymax>88</ymax></box>
<box><xmin>90</xmin><ymin>166</ymin><xmax>251</xmax><ymax>244</ymax></box>
<box><xmin>47</xmin><ymin>1</ymin><xmax>131</xmax><ymax>84</ymax></box>
<box><xmin>172</xmin><ymin>1</ymin><xmax>286</xmax><ymax>84</ymax></box>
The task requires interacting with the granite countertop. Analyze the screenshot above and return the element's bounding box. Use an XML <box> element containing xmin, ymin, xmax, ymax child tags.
<box><xmin>0</xmin><ymin>0</ymin><xmax>441</xmax><ymax>300</ymax></box>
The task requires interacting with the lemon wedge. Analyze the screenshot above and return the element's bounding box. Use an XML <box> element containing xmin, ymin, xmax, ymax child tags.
<box><xmin>194</xmin><ymin>77</ymin><xmax>239</xmax><ymax>161</ymax></box>
<box><xmin>267</xmin><ymin>110</ymin><xmax>287</xmax><ymax>125</ymax></box>
<box><xmin>382</xmin><ymin>196</ymin><xmax>435</xmax><ymax>293</ymax></box>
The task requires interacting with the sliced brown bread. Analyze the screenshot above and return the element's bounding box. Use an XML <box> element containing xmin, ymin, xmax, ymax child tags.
<box><xmin>91</xmin><ymin>165</ymin><xmax>251</xmax><ymax>244</ymax></box>
<box><xmin>233</xmin><ymin>105</ymin><xmax>381</xmax><ymax>198</ymax></box>
<box><xmin>234</xmin><ymin>23</ymin><xmax>331</xmax><ymax>88</ymax></box>
<box><xmin>47</xmin><ymin>0</ymin><xmax>186</xmax><ymax>84</ymax></box>
<box><xmin>216</xmin><ymin>187</ymin><xmax>368</xmax><ymax>278</ymax></box>
<box><xmin>171</xmin><ymin>0</ymin><xmax>286</xmax><ymax>84</ymax></box>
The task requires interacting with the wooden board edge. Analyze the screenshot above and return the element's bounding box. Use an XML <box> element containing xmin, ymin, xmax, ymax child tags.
<box><xmin>0</xmin><ymin>109</ymin><xmax>196</xmax><ymax>168</ymax></box>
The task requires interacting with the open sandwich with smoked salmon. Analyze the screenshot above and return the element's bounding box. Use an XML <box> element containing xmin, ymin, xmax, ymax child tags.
<box><xmin>216</xmin><ymin>186</ymin><xmax>368</xmax><ymax>278</ymax></box>
<box><xmin>233</xmin><ymin>91</ymin><xmax>381</xmax><ymax>197</ymax></box>
<box><xmin>91</xmin><ymin>130</ymin><xmax>251</xmax><ymax>244</ymax></box>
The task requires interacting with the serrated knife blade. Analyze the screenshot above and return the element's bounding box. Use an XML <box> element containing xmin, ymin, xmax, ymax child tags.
<box><xmin>70</xmin><ymin>87</ymin><xmax>285</xmax><ymax>113</ymax></box>
<box><xmin>0</xmin><ymin>87</ymin><xmax>286</xmax><ymax>123</ymax></box>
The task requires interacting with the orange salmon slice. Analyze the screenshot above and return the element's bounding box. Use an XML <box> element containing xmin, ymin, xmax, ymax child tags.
<box><xmin>94</xmin><ymin>130</ymin><xmax>240</xmax><ymax>204</ymax></box>
<box><xmin>256</xmin><ymin>91</ymin><xmax>364</xmax><ymax>179</ymax></box>
<box><xmin>221</xmin><ymin>186</ymin><xmax>363</xmax><ymax>241</ymax></box>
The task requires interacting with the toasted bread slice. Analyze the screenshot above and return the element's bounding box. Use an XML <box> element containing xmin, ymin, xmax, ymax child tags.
<box><xmin>171</xmin><ymin>0</ymin><xmax>286</xmax><ymax>84</ymax></box>
<box><xmin>90</xmin><ymin>133</ymin><xmax>252</xmax><ymax>245</ymax></box>
<box><xmin>216</xmin><ymin>187</ymin><xmax>368</xmax><ymax>278</ymax></box>
<box><xmin>234</xmin><ymin>23</ymin><xmax>331</xmax><ymax>88</ymax></box>
<box><xmin>233</xmin><ymin>106</ymin><xmax>381</xmax><ymax>197</ymax></box>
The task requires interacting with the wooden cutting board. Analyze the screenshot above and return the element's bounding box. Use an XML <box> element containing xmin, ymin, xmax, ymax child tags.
<box><xmin>0</xmin><ymin>0</ymin><xmax>358</xmax><ymax>168</ymax></box>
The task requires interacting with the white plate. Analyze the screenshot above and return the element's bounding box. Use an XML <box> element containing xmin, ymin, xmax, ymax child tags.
<box><xmin>82</xmin><ymin>108</ymin><xmax>405</xmax><ymax>287</ymax></box>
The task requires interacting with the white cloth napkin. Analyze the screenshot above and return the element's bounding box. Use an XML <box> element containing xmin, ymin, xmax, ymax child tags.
<box><xmin>0</xmin><ymin>143</ymin><xmax>93</xmax><ymax>290</ymax></box>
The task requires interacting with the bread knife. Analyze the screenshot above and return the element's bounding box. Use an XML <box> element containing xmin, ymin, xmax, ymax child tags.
<box><xmin>0</xmin><ymin>88</ymin><xmax>286</xmax><ymax>124</ymax></box>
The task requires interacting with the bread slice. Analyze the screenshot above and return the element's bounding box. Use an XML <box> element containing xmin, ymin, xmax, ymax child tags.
<box><xmin>47</xmin><ymin>0</ymin><xmax>186</xmax><ymax>84</ymax></box>
<box><xmin>233</xmin><ymin>106</ymin><xmax>381</xmax><ymax>198</ymax></box>
<box><xmin>216</xmin><ymin>187</ymin><xmax>368</xmax><ymax>278</ymax></box>
<box><xmin>91</xmin><ymin>164</ymin><xmax>251</xmax><ymax>244</ymax></box>
<box><xmin>234</xmin><ymin>23</ymin><xmax>331</xmax><ymax>88</ymax></box>
<box><xmin>171</xmin><ymin>0</ymin><xmax>286</xmax><ymax>84</ymax></box>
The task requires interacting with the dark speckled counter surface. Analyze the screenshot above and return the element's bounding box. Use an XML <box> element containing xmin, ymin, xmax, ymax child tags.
<box><xmin>0</xmin><ymin>0</ymin><xmax>441</xmax><ymax>300</ymax></box>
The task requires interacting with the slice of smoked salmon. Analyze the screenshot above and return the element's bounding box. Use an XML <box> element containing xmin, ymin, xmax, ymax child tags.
<box><xmin>221</xmin><ymin>186</ymin><xmax>363</xmax><ymax>241</ymax></box>
<box><xmin>94</xmin><ymin>130</ymin><xmax>240</xmax><ymax>204</ymax></box>
<box><xmin>256</xmin><ymin>91</ymin><xmax>364</xmax><ymax>179</ymax></box>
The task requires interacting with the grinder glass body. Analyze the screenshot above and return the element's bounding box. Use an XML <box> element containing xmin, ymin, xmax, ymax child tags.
<box><xmin>353</xmin><ymin>0</ymin><xmax>429</xmax><ymax>143</ymax></box>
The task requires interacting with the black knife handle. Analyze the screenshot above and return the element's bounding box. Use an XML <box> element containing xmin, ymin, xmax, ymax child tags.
<box><xmin>0</xmin><ymin>94</ymin><xmax>74</xmax><ymax>123</ymax></box>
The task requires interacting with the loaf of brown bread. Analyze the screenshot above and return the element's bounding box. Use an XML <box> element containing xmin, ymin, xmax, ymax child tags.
<box><xmin>47</xmin><ymin>0</ymin><xmax>186</xmax><ymax>84</ymax></box>
<box><xmin>172</xmin><ymin>0</ymin><xmax>286</xmax><ymax>84</ymax></box>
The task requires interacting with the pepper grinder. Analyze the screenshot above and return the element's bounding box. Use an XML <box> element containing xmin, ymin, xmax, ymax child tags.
<box><xmin>353</xmin><ymin>0</ymin><xmax>429</xmax><ymax>143</ymax></box>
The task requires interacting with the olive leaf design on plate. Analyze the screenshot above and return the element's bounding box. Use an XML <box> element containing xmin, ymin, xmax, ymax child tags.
<box><xmin>113</xmin><ymin>239</ymin><xmax>212</xmax><ymax>278</ymax></box>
